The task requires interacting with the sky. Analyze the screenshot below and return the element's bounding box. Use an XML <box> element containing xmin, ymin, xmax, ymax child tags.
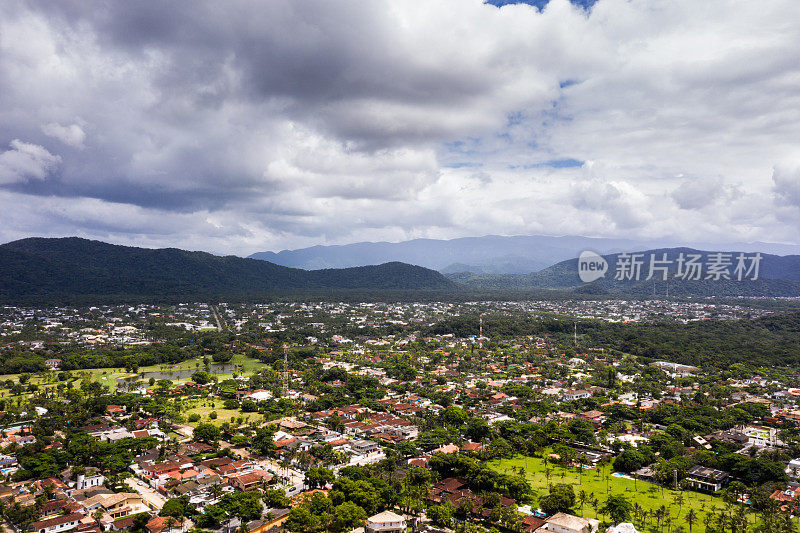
<box><xmin>1</xmin><ymin>0</ymin><xmax>799</xmax><ymax>255</ymax></box>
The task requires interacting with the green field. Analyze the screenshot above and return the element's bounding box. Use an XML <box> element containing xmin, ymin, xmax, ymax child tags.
<box><xmin>489</xmin><ymin>454</ymin><xmax>739</xmax><ymax>532</ymax></box>
<box><xmin>0</xmin><ymin>352</ymin><xmax>266</xmax><ymax>398</ymax></box>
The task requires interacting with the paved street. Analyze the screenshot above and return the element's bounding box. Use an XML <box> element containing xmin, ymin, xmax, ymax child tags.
<box><xmin>125</xmin><ymin>477</ymin><xmax>167</xmax><ymax>510</ymax></box>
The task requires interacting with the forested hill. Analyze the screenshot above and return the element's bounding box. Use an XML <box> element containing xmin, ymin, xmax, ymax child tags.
<box><xmin>0</xmin><ymin>237</ymin><xmax>455</xmax><ymax>301</ymax></box>
<box><xmin>448</xmin><ymin>247</ymin><xmax>800</xmax><ymax>297</ymax></box>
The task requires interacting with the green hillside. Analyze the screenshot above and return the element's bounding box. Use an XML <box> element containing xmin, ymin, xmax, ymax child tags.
<box><xmin>0</xmin><ymin>237</ymin><xmax>455</xmax><ymax>301</ymax></box>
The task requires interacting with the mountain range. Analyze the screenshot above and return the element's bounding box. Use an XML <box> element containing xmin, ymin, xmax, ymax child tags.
<box><xmin>0</xmin><ymin>237</ymin><xmax>454</xmax><ymax>301</ymax></box>
<box><xmin>449</xmin><ymin>248</ymin><xmax>800</xmax><ymax>297</ymax></box>
<box><xmin>2</xmin><ymin>237</ymin><xmax>800</xmax><ymax>301</ymax></box>
<box><xmin>248</xmin><ymin>234</ymin><xmax>800</xmax><ymax>274</ymax></box>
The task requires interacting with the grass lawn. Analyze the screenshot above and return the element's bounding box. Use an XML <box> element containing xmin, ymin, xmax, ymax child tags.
<box><xmin>489</xmin><ymin>454</ymin><xmax>741</xmax><ymax>532</ymax></box>
<box><xmin>183</xmin><ymin>398</ymin><xmax>261</xmax><ymax>426</ymax></box>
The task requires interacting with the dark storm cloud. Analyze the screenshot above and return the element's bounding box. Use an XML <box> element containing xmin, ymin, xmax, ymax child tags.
<box><xmin>0</xmin><ymin>0</ymin><xmax>799</xmax><ymax>253</ymax></box>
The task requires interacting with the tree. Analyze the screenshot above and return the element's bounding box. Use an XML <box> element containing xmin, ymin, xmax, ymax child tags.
<box><xmin>428</xmin><ymin>502</ymin><xmax>455</xmax><ymax>527</ymax></box>
<box><xmin>304</xmin><ymin>467</ymin><xmax>334</xmax><ymax>489</ymax></box>
<box><xmin>193</xmin><ymin>423</ymin><xmax>221</xmax><ymax>444</ymax></box>
<box><xmin>601</xmin><ymin>495</ymin><xmax>633</xmax><ymax>525</ymax></box>
<box><xmin>191</xmin><ymin>370</ymin><xmax>212</xmax><ymax>384</ymax></box>
<box><xmin>262</xmin><ymin>488</ymin><xmax>290</xmax><ymax>509</ymax></box>
<box><xmin>539</xmin><ymin>484</ymin><xmax>575</xmax><ymax>515</ymax></box>
<box><xmin>577</xmin><ymin>490</ymin><xmax>587</xmax><ymax>517</ymax></box>
<box><xmin>252</xmin><ymin>426</ymin><xmax>276</xmax><ymax>456</ymax></box>
<box><xmin>285</xmin><ymin>507</ymin><xmax>317</xmax><ymax>533</ymax></box>
<box><xmin>329</xmin><ymin>501</ymin><xmax>367</xmax><ymax>533</ymax></box>
<box><xmin>685</xmin><ymin>509</ymin><xmax>698</xmax><ymax>533</ymax></box>
<box><xmin>132</xmin><ymin>512</ymin><xmax>150</xmax><ymax>532</ymax></box>
<box><xmin>160</xmin><ymin>496</ymin><xmax>191</xmax><ymax>518</ymax></box>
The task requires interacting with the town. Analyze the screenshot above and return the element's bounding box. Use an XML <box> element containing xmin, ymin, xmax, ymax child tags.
<box><xmin>0</xmin><ymin>299</ymin><xmax>799</xmax><ymax>533</ymax></box>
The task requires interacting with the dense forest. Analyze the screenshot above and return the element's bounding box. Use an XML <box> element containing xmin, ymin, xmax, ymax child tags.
<box><xmin>427</xmin><ymin>311</ymin><xmax>800</xmax><ymax>367</ymax></box>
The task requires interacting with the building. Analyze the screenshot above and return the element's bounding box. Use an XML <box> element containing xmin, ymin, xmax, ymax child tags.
<box><xmin>351</xmin><ymin>439</ymin><xmax>379</xmax><ymax>455</ymax></box>
<box><xmin>44</xmin><ymin>359</ymin><xmax>62</xmax><ymax>369</ymax></box>
<box><xmin>741</xmin><ymin>425</ymin><xmax>780</xmax><ymax>447</ymax></box>
<box><xmin>685</xmin><ymin>465</ymin><xmax>729</xmax><ymax>493</ymax></box>
<box><xmin>650</xmin><ymin>361</ymin><xmax>700</xmax><ymax>377</ymax></box>
<box><xmin>560</xmin><ymin>390</ymin><xmax>591</xmax><ymax>402</ymax></box>
<box><xmin>607</xmin><ymin>525</ymin><xmax>640</xmax><ymax>533</ymax></box>
<box><xmin>535</xmin><ymin>513</ymin><xmax>599</xmax><ymax>533</ymax></box>
<box><xmin>62</xmin><ymin>467</ymin><xmax>105</xmax><ymax>493</ymax></box>
<box><xmin>365</xmin><ymin>511</ymin><xmax>406</xmax><ymax>533</ymax></box>
<box><xmin>81</xmin><ymin>492</ymin><xmax>147</xmax><ymax>520</ymax></box>
<box><xmin>32</xmin><ymin>513</ymin><xmax>84</xmax><ymax>533</ymax></box>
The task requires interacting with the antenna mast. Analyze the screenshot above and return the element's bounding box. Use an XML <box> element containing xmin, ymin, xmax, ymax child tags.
<box><xmin>479</xmin><ymin>314</ymin><xmax>483</xmax><ymax>350</ymax></box>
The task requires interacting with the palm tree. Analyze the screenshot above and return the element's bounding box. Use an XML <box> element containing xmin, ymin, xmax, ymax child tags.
<box><xmin>578</xmin><ymin>490</ymin><xmax>587</xmax><ymax>517</ymax></box>
<box><xmin>654</xmin><ymin>506</ymin><xmax>666</xmax><ymax>532</ymax></box>
<box><xmin>675</xmin><ymin>492</ymin><xmax>685</xmax><ymax>516</ymax></box>
<box><xmin>685</xmin><ymin>509</ymin><xmax>697</xmax><ymax>533</ymax></box>
<box><xmin>630</xmin><ymin>502</ymin><xmax>640</xmax><ymax>525</ymax></box>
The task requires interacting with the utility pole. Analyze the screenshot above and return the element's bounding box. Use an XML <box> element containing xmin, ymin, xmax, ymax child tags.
<box><xmin>282</xmin><ymin>344</ymin><xmax>289</xmax><ymax>396</ymax></box>
<box><xmin>479</xmin><ymin>314</ymin><xmax>483</xmax><ymax>350</ymax></box>
<box><xmin>574</xmin><ymin>321</ymin><xmax>577</xmax><ymax>346</ymax></box>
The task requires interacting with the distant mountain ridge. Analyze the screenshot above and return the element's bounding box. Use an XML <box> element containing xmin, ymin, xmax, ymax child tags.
<box><xmin>249</xmin><ymin>234</ymin><xmax>800</xmax><ymax>274</ymax></box>
<box><xmin>0</xmin><ymin>237</ymin><xmax>454</xmax><ymax>301</ymax></box>
<box><xmin>448</xmin><ymin>247</ymin><xmax>800</xmax><ymax>297</ymax></box>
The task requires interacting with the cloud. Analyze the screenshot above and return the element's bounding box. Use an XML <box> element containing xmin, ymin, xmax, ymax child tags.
<box><xmin>671</xmin><ymin>177</ymin><xmax>724</xmax><ymax>210</ymax></box>
<box><xmin>0</xmin><ymin>140</ymin><xmax>61</xmax><ymax>184</ymax></box>
<box><xmin>773</xmin><ymin>165</ymin><xmax>800</xmax><ymax>208</ymax></box>
<box><xmin>41</xmin><ymin>122</ymin><xmax>85</xmax><ymax>148</ymax></box>
<box><xmin>0</xmin><ymin>0</ymin><xmax>799</xmax><ymax>253</ymax></box>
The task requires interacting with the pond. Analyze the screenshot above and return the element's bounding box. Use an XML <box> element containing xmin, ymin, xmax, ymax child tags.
<box><xmin>117</xmin><ymin>363</ymin><xmax>241</xmax><ymax>384</ymax></box>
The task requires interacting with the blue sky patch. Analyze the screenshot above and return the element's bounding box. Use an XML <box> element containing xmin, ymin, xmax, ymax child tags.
<box><xmin>485</xmin><ymin>0</ymin><xmax>598</xmax><ymax>10</ymax></box>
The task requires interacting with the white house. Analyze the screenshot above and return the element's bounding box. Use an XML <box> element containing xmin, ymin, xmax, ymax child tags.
<box><xmin>32</xmin><ymin>513</ymin><xmax>84</xmax><ymax>533</ymax></box>
<box><xmin>536</xmin><ymin>513</ymin><xmax>600</xmax><ymax>533</ymax></box>
<box><xmin>365</xmin><ymin>511</ymin><xmax>406</xmax><ymax>533</ymax></box>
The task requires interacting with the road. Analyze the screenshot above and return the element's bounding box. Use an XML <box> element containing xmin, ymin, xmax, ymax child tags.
<box><xmin>210</xmin><ymin>305</ymin><xmax>224</xmax><ymax>331</ymax></box>
<box><xmin>125</xmin><ymin>477</ymin><xmax>167</xmax><ymax>510</ymax></box>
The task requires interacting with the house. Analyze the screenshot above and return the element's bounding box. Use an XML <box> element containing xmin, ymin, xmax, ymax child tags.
<box><xmin>106</xmin><ymin>405</ymin><xmax>127</xmax><ymax>417</ymax></box>
<box><xmin>432</xmin><ymin>443</ymin><xmax>460</xmax><ymax>455</ymax></box>
<box><xmin>607</xmin><ymin>525</ymin><xmax>640</xmax><ymax>533</ymax></box>
<box><xmin>351</xmin><ymin>439</ymin><xmax>379</xmax><ymax>455</ymax></box>
<box><xmin>521</xmin><ymin>516</ymin><xmax>546</xmax><ymax>533</ymax></box>
<box><xmin>81</xmin><ymin>492</ymin><xmax>147</xmax><ymax>520</ymax></box>
<box><xmin>649</xmin><ymin>361</ymin><xmax>700</xmax><ymax>377</ymax></box>
<box><xmin>145</xmin><ymin>516</ymin><xmax>188</xmax><ymax>533</ymax></box>
<box><xmin>245</xmin><ymin>508</ymin><xmax>291</xmax><ymax>533</ymax></box>
<box><xmin>786</xmin><ymin>458</ymin><xmax>800</xmax><ymax>478</ymax></box>
<box><xmin>44</xmin><ymin>359</ymin><xmax>62</xmax><ymax>369</ymax></box>
<box><xmin>32</xmin><ymin>513</ymin><xmax>84</xmax><ymax>533</ymax></box>
<box><xmin>228</xmin><ymin>470</ymin><xmax>274</xmax><ymax>491</ymax></box>
<box><xmin>685</xmin><ymin>466</ymin><xmax>729</xmax><ymax>493</ymax></box>
<box><xmin>62</xmin><ymin>467</ymin><xmax>105</xmax><ymax>493</ymax></box>
<box><xmin>560</xmin><ymin>390</ymin><xmax>591</xmax><ymax>402</ymax></box>
<box><xmin>741</xmin><ymin>425</ymin><xmax>780</xmax><ymax>447</ymax></box>
<box><xmin>534</xmin><ymin>512</ymin><xmax>599</xmax><ymax>533</ymax></box>
<box><xmin>461</xmin><ymin>441</ymin><xmax>484</xmax><ymax>452</ymax></box>
<box><xmin>365</xmin><ymin>511</ymin><xmax>406</xmax><ymax>533</ymax></box>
